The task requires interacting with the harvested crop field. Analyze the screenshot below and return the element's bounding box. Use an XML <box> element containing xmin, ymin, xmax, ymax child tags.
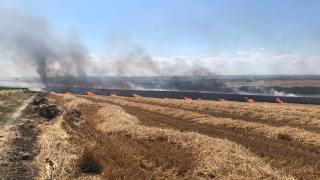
<box><xmin>6</xmin><ymin>92</ymin><xmax>318</xmax><ymax>179</ymax></box>
<box><xmin>27</xmin><ymin>92</ymin><xmax>317</xmax><ymax>179</ymax></box>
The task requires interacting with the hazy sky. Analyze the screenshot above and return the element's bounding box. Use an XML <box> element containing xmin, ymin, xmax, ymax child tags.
<box><xmin>1</xmin><ymin>0</ymin><xmax>320</xmax><ymax>76</ymax></box>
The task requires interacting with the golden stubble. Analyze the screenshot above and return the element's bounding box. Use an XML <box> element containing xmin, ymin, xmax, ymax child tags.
<box><xmin>96</xmin><ymin>102</ymin><xmax>292</xmax><ymax>179</ymax></box>
<box><xmin>35</xmin><ymin>94</ymin><xmax>297</xmax><ymax>179</ymax></box>
<box><xmin>92</xmin><ymin>96</ymin><xmax>320</xmax><ymax>147</ymax></box>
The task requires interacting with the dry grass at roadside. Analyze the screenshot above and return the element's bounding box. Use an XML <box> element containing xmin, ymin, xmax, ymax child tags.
<box><xmin>0</xmin><ymin>90</ymin><xmax>34</xmax><ymax>118</ymax></box>
<box><xmin>34</xmin><ymin>116</ymin><xmax>80</xmax><ymax>179</ymax></box>
<box><xmin>0</xmin><ymin>130</ymin><xmax>19</xmax><ymax>165</ymax></box>
<box><xmin>44</xmin><ymin>94</ymin><xmax>292</xmax><ymax>179</ymax></box>
<box><xmin>34</xmin><ymin>94</ymin><xmax>98</xmax><ymax>179</ymax></box>
<box><xmin>0</xmin><ymin>89</ymin><xmax>29</xmax><ymax>101</ymax></box>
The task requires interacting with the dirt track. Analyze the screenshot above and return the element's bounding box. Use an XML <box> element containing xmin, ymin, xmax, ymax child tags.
<box><xmin>0</xmin><ymin>92</ymin><xmax>38</xmax><ymax>180</ymax></box>
<box><xmin>82</xmin><ymin>95</ymin><xmax>320</xmax><ymax>179</ymax></box>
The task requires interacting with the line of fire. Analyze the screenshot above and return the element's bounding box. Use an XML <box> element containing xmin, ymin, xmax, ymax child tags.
<box><xmin>45</xmin><ymin>84</ymin><xmax>320</xmax><ymax>105</ymax></box>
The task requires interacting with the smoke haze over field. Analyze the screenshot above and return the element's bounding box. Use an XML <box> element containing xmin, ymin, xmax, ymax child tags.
<box><xmin>0</xmin><ymin>4</ymin><xmax>217</xmax><ymax>87</ymax></box>
<box><xmin>1</xmin><ymin>1</ymin><xmax>320</xmax><ymax>90</ymax></box>
<box><xmin>0</xmin><ymin>4</ymin><xmax>90</xmax><ymax>85</ymax></box>
<box><xmin>93</xmin><ymin>32</ymin><xmax>216</xmax><ymax>77</ymax></box>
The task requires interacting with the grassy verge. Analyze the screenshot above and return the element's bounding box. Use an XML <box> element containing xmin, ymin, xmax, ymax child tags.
<box><xmin>0</xmin><ymin>86</ymin><xmax>28</xmax><ymax>91</ymax></box>
<box><xmin>0</xmin><ymin>90</ymin><xmax>35</xmax><ymax>124</ymax></box>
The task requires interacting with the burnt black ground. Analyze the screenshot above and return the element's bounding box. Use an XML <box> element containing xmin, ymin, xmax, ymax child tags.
<box><xmin>45</xmin><ymin>85</ymin><xmax>320</xmax><ymax>104</ymax></box>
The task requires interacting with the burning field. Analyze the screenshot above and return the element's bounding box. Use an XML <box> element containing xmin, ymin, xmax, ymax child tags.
<box><xmin>1</xmin><ymin>1</ymin><xmax>320</xmax><ymax>179</ymax></box>
<box><xmin>3</xmin><ymin>91</ymin><xmax>314</xmax><ymax>179</ymax></box>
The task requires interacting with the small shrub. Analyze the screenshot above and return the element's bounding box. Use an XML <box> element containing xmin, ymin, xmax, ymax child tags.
<box><xmin>77</xmin><ymin>145</ymin><xmax>103</xmax><ymax>174</ymax></box>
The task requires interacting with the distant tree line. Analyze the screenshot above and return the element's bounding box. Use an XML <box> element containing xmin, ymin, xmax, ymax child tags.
<box><xmin>0</xmin><ymin>86</ymin><xmax>27</xmax><ymax>91</ymax></box>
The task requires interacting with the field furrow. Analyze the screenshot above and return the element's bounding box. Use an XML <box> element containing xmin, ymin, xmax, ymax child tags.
<box><xmin>121</xmin><ymin>96</ymin><xmax>320</xmax><ymax>133</ymax></box>
<box><xmin>81</xmin><ymin>95</ymin><xmax>320</xmax><ymax>179</ymax></box>
<box><xmin>84</xmin><ymin>96</ymin><xmax>320</xmax><ymax>147</ymax></box>
<box><xmin>49</xmin><ymin>94</ymin><xmax>293</xmax><ymax>179</ymax></box>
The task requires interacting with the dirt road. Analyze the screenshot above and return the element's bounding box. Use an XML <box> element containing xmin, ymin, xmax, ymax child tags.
<box><xmin>0</xmin><ymin>93</ymin><xmax>38</xmax><ymax>180</ymax></box>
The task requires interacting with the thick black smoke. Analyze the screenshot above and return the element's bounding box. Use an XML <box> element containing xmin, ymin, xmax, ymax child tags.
<box><xmin>0</xmin><ymin>4</ymin><xmax>90</xmax><ymax>85</ymax></box>
<box><xmin>0</xmin><ymin>4</ymin><xmax>219</xmax><ymax>91</ymax></box>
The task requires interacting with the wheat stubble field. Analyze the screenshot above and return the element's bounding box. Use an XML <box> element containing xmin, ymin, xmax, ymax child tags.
<box><xmin>35</xmin><ymin>93</ymin><xmax>320</xmax><ymax>179</ymax></box>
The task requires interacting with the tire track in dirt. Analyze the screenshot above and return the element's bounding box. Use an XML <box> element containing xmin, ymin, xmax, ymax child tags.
<box><xmin>11</xmin><ymin>95</ymin><xmax>35</xmax><ymax>119</ymax></box>
<box><xmin>83</xmin><ymin>96</ymin><xmax>320</xmax><ymax>179</ymax></box>
<box><xmin>0</xmin><ymin>93</ymin><xmax>38</xmax><ymax>180</ymax></box>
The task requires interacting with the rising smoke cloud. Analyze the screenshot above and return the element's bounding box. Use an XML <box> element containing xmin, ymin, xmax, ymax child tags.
<box><xmin>0</xmin><ymin>3</ymin><xmax>218</xmax><ymax>91</ymax></box>
<box><xmin>96</xmin><ymin>32</ymin><xmax>217</xmax><ymax>77</ymax></box>
<box><xmin>0</xmin><ymin>3</ymin><xmax>90</xmax><ymax>85</ymax></box>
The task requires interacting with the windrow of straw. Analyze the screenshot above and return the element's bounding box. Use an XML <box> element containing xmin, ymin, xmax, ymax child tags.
<box><xmin>39</xmin><ymin>94</ymin><xmax>292</xmax><ymax>179</ymax></box>
<box><xmin>81</xmin><ymin>95</ymin><xmax>320</xmax><ymax>178</ymax></box>
<box><xmin>121</xmin><ymin>96</ymin><xmax>320</xmax><ymax>132</ymax></box>
<box><xmin>88</xmin><ymin>96</ymin><xmax>320</xmax><ymax>147</ymax></box>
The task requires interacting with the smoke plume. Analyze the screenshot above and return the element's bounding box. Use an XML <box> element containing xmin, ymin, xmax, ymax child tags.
<box><xmin>96</xmin><ymin>32</ymin><xmax>217</xmax><ymax>77</ymax></box>
<box><xmin>0</xmin><ymin>4</ymin><xmax>219</xmax><ymax>91</ymax></box>
<box><xmin>0</xmin><ymin>4</ymin><xmax>90</xmax><ymax>85</ymax></box>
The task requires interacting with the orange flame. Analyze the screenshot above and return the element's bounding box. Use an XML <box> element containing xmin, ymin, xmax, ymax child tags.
<box><xmin>218</xmin><ymin>98</ymin><xmax>226</xmax><ymax>102</ymax></box>
<box><xmin>197</xmin><ymin>98</ymin><xmax>202</xmax><ymax>101</ymax></box>
<box><xmin>184</xmin><ymin>96</ymin><xmax>192</xmax><ymax>100</ymax></box>
<box><xmin>245</xmin><ymin>97</ymin><xmax>254</xmax><ymax>103</ymax></box>
<box><xmin>86</xmin><ymin>90</ymin><xmax>94</xmax><ymax>95</ymax></box>
<box><xmin>276</xmin><ymin>97</ymin><xmax>286</xmax><ymax>104</ymax></box>
<box><xmin>110</xmin><ymin>94</ymin><xmax>117</xmax><ymax>97</ymax></box>
<box><xmin>132</xmin><ymin>93</ymin><xmax>139</xmax><ymax>98</ymax></box>
<box><xmin>65</xmin><ymin>92</ymin><xmax>72</xmax><ymax>94</ymax></box>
